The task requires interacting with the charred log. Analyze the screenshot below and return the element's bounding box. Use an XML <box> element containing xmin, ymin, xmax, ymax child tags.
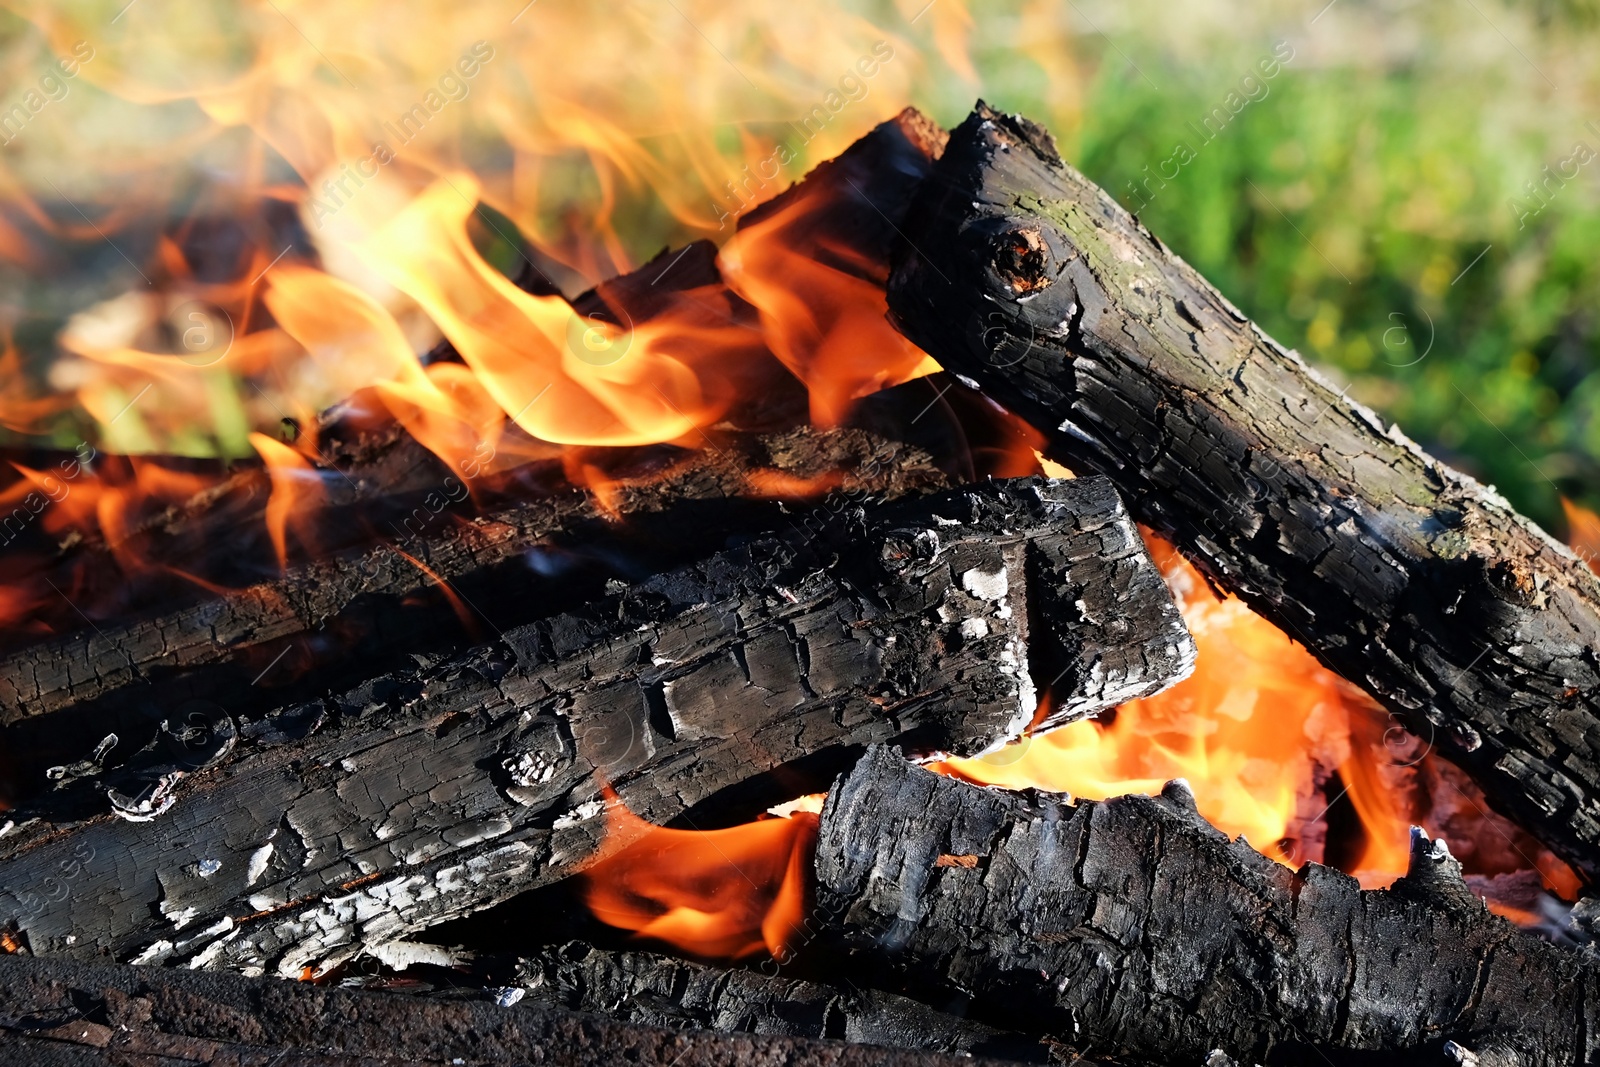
<box><xmin>0</xmin><ymin>476</ymin><xmax>1192</xmax><ymax>979</ymax></box>
<box><xmin>0</xmin><ymin>104</ymin><xmax>952</xmax><ymax>745</ymax></box>
<box><xmin>0</xmin><ymin>423</ymin><xmax>953</xmax><ymax>783</ymax></box>
<box><xmin>0</xmin><ymin>953</ymin><xmax>1025</xmax><ymax>1067</ymax></box>
<box><xmin>510</xmin><ymin>941</ymin><xmax>1051</xmax><ymax>1063</ymax></box>
<box><xmin>815</xmin><ymin>745</ymin><xmax>1599</xmax><ymax>1066</ymax></box>
<box><xmin>888</xmin><ymin>101</ymin><xmax>1600</xmax><ymax>884</ymax></box>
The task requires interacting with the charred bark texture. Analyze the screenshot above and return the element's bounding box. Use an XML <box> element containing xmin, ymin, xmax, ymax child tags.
<box><xmin>888</xmin><ymin>102</ymin><xmax>1600</xmax><ymax>883</ymax></box>
<box><xmin>815</xmin><ymin>746</ymin><xmax>1599</xmax><ymax>1066</ymax></box>
<box><xmin>511</xmin><ymin>942</ymin><xmax>1050</xmax><ymax>1063</ymax></box>
<box><xmin>0</xmin><ymin>477</ymin><xmax>1191</xmax><ymax>979</ymax></box>
<box><xmin>0</xmin><ymin>426</ymin><xmax>946</xmax><ymax>724</ymax></box>
<box><xmin>0</xmin><ymin>954</ymin><xmax>1026</xmax><ymax>1067</ymax></box>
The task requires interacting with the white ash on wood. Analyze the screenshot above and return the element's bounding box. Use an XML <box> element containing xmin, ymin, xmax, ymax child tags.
<box><xmin>0</xmin><ymin>476</ymin><xmax>1192</xmax><ymax>980</ymax></box>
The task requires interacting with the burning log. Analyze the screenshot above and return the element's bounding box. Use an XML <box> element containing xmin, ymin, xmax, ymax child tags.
<box><xmin>511</xmin><ymin>941</ymin><xmax>1046</xmax><ymax>1063</ymax></box>
<box><xmin>0</xmin><ymin>420</ymin><xmax>952</xmax><ymax>775</ymax></box>
<box><xmin>0</xmin><ymin>954</ymin><xmax>1018</xmax><ymax>1067</ymax></box>
<box><xmin>0</xmin><ymin>104</ymin><xmax>952</xmax><ymax>749</ymax></box>
<box><xmin>0</xmin><ymin>476</ymin><xmax>1193</xmax><ymax>978</ymax></box>
<box><xmin>887</xmin><ymin>102</ymin><xmax>1600</xmax><ymax>885</ymax></box>
<box><xmin>815</xmin><ymin>745</ymin><xmax>1599</xmax><ymax>1065</ymax></box>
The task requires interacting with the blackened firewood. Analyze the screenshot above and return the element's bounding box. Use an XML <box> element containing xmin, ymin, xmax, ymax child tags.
<box><xmin>0</xmin><ymin>953</ymin><xmax>1026</xmax><ymax>1067</ymax></box>
<box><xmin>511</xmin><ymin>941</ymin><xmax>1050</xmax><ymax>1063</ymax></box>
<box><xmin>815</xmin><ymin>746</ymin><xmax>1600</xmax><ymax>1066</ymax></box>
<box><xmin>0</xmin><ymin>477</ymin><xmax>1191</xmax><ymax>978</ymax></box>
<box><xmin>0</xmin><ymin>106</ymin><xmax>950</xmax><ymax>743</ymax></box>
<box><xmin>888</xmin><ymin>101</ymin><xmax>1600</xmax><ymax>884</ymax></box>
<box><xmin>0</xmin><ymin>422</ymin><xmax>951</xmax><ymax>773</ymax></box>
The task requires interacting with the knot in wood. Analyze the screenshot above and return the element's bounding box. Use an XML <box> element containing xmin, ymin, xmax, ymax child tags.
<box><xmin>1484</xmin><ymin>555</ymin><xmax>1548</xmax><ymax>609</ymax></box>
<box><xmin>991</xmin><ymin>227</ymin><xmax>1052</xmax><ymax>294</ymax></box>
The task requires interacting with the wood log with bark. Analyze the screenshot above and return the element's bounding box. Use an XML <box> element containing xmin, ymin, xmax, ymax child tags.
<box><xmin>0</xmin><ymin>105</ymin><xmax>952</xmax><ymax>777</ymax></box>
<box><xmin>0</xmin><ymin>476</ymin><xmax>1192</xmax><ymax>979</ymax></box>
<box><xmin>886</xmin><ymin>101</ymin><xmax>1600</xmax><ymax>884</ymax></box>
<box><xmin>509</xmin><ymin>941</ymin><xmax>1050</xmax><ymax>1063</ymax></box>
<box><xmin>0</xmin><ymin>420</ymin><xmax>954</xmax><ymax>784</ymax></box>
<box><xmin>0</xmin><ymin>953</ymin><xmax>1030</xmax><ymax>1067</ymax></box>
<box><xmin>813</xmin><ymin>745</ymin><xmax>1599</xmax><ymax>1066</ymax></box>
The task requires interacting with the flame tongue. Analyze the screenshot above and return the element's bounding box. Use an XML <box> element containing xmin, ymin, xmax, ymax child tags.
<box><xmin>325</xmin><ymin>174</ymin><xmax>730</xmax><ymax>447</ymax></box>
<box><xmin>580</xmin><ymin>799</ymin><xmax>818</xmax><ymax>961</ymax></box>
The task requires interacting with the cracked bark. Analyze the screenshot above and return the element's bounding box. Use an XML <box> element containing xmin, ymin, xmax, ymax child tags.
<box><xmin>887</xmin><ymin>101</ymin><xmax>1600</xmax><ymax>884</ymax></box>
<box><xmin>0</xmin><ymin>953</ymin><xmax>1029</xmax><ymax>1067</ymax></box>
<box><xmin>509</xmin><ymin>941</ymin><xmax>1052</xmax><ymax>1063</ymax></box>
<box><xmin>815</xmin><ymin>746</ymin><xmax>1599</xmax><ymax>1066</ymax></box>
<box><xmin>0</xmin><ymin>476</ymin><xmax>1192</xmax><ymax>978</ymax></box>
<box><xmin>0</xmin><ymin>422</ymin><xmax>952</xmax><ymax>762</ymax></box>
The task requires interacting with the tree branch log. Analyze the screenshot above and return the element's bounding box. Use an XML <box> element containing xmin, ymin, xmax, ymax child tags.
<box><xmin>887</xmin><ymin>101</ymin><xmax>1600</xmax><ymax>883</ymax></box>
<box><xmin>815</xmin><ymin>745</ymin><xmax>1598</xmax><ymax>1066</ymax></box>
<box><xmin>510</xmin><ymin>941</ymin><xmax>1049</xmax><ymax>1063</ymax></box>
<box><xmin>0</xmin><ymin>422</ymin><xmax>951</xmax><ymax>763</ymax></box>
<box><xmin>0</xmin><ymin>953</ymin><xmax>1026</xmax><ymax>1067</ymax></box>
<box><xmin>0</xmin><ymin>476</ymin><xmax>1191</xmax><ymax>978</ymax></box>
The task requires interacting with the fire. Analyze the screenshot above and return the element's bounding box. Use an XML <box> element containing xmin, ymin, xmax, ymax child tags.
<box><xmin>936</xmin><ymin>535</ymin><xmax>1367</xmax><ymax>867</ymax></box>
<box><xmin>580</xmin><ymin>800</ymin><xmax>817</xmax><ymax>961</ymax></box>
<box><xmin>0</xmin><ymin>1</ymin><xmax>1045</xmax><ymax>641</ymax></box>
<box><xmin>936</xmin><ymin>532</ymin><xmax>1581</xmax><ymax>908</ymax></box>
<box><xmin>719</xmin><ymin>189</ymin><xmax>932</xmax><ymax>426</ymax></box>
<box><xmin>248</xmin><ymin>432</ymin><xmax>325</xmax><ymax>571</ymax></box>
<box><xmin>0</xmin><ymin>0</ymin><xmax>1578</xmax><ymax>939</ymax></box>
<box><xmin>0</xmin><ymin>0</ymin><xmax>1029</xmax><ymax>458</ymax></box>
<box><xmin>321</xmin><ymin>173</ymin><xmax>748</xmax><ymax>448</ymax></box>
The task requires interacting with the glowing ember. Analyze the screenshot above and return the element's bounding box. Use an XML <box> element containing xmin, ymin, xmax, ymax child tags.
<box><xmin>580</xmin><ymin>800</ymin><xmax>817</xmax><ymax>961</ymax></box>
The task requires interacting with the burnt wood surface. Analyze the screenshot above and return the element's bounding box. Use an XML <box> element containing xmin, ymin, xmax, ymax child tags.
<box><xmin>888</xmin><ymin>102</ymin><xmax>1600</xmax><ymax>884</ymax></box>
<box><xmin>0</xmin><ymin>477</ymin><xmax>1192</xmax><ymax>979</ymax></box>
<box><xmin>815</xmin><ymin>745</ymin><xmax>1598</xmax><ymax>1066</ymax></box>
<box><xmin>510</xmin><ymin>941</ymin><xmax>1051</xmax><ymax>1063</ymax></box>
<box><xmin>0</xmin><ymin>422</ymin><xmax>952</xmax><ymax>772</ymax></box>
<box><xmin>0</xmin><ymin>953</ymin><xmax>1030</xmax><ymax>1067</ymax></box>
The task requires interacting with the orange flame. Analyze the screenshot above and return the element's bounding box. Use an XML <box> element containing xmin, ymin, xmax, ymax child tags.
<box><xmin>248</xmin><ymin>432</ymin><xmax>325</xmax><ymax>570</ymax></box>
<box><xmin>935</xmin><ymin>536</ymin><xmax>1366</xmax><ymax>866</ymax></box>
<box><xmin>1563</xmin><ymin>497</ymin><xmax>1600</xmax><ymax>576</ymax></box>
<box><xmin>580</xmin><ymin>800</ymin><xmax>817</xmax><ymax>961</ymax></box>
<box><xmin>720</xmin><ymin>192</ymin><xmax>933</xmax><ymax>426</ymax></box>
